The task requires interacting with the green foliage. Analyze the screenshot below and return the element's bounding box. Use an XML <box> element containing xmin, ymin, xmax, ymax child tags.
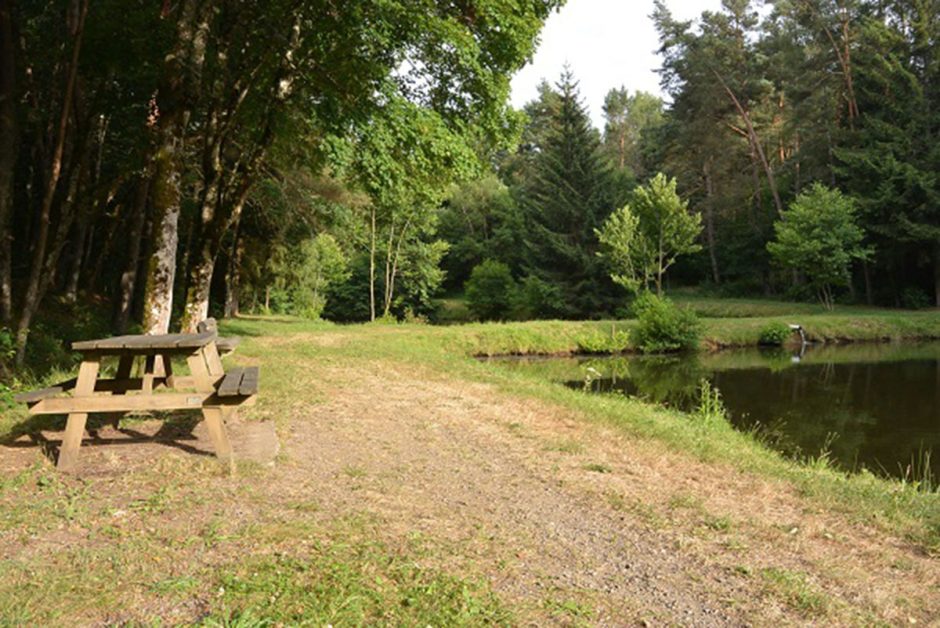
<box><xmin>464</xmin><ymin>260</ymin><xmax>516</xmax><ymax>321</ymax></box>
<box><xmin>900</xmin><ymin>287</ymin><xmax>931</xmax><ymax>311</ymax></box>
<box><xmin>758</xmin><ymin>322</ymin><xmax>792</xmax><ymax>347</ymax></box>
<box><xmin>695</xmin><ymin>379</ymin><xmax>728</xmax><ymax>425</ymax></box>
<box><xmin>602</xmin><ymin>88</ymin><xmax>664</xmax><ymax>178</ymax></box>
<box><xmin>520</xmin><ymin>70</ymin><xmax>620</xmax><ymax>318</ymax></box>
<box><xmin>631</xmin><ymin>292</ymin><xmax>702</xmax><ymax>353</ymax></box>
<box><xmin>575</xmin><ymin>328</ymin><xmax>631</xmax><ymax>354</ymax></box>
<box><xmin>510</xmin><ymin>276</ymin><xmax>566</xmax><ymax>320</ymax></box>
<box><xmin>597</xmin><ymin>173</ymin><xmax>701</xmax><ymax>295</ymax></box>
<box><xmin>267</xmin><ymin>235</ymin><xmax>349</xmax><ymax>320</ymax></box>
<box><xmin>767</xmin><ymin>184</ymin><xmax>871</xmax><ymax>310</ymax></box>
<box><xmin>439</xmin><ymin>177</ymin><xmax>525</xmax><ymax>288</ymax></box>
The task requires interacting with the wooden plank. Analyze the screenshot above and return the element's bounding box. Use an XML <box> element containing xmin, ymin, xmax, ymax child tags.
<box><xmin>238</xmin><ymin>367</ymin><xmax>259</xmax><ymax>396</ymax></box>
<box><xmin>216</xmin><ymin>337</ymin><xmax>240</xmax><ymax>354</ymax></box>
<box><xmin>28</xmin><ymin>392</ymin><xmax>252</xmax><ymax>416</ymax></box>
<box><xmin>57</xmin><ymin>359</ymin><xmax>100</xmax><ymax>472</ymax></box>
<box><xmin>72</xmin><ymin>331</ymin><xmax>216</xmax><ymax>352</ymax></box>
<box><xmin>13</xmin><ymin>379</ymin><xmax>76</xmax><ymax>403</ymax></box>
<box><xmin>217</xmin><ymin>368</ymin><xmax>245</xmax><ymax>397</ymax></box>
<box><xmin>202</xmin><ymin>406</ymin><xmax>233</xmax><ymax>462</ymax></box>
<box><xmin>203</xmin><ymin>343</ymin><xmax>225</xmax><ymax>377</ymax></box>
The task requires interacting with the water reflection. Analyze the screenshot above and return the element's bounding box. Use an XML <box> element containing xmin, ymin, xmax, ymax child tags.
<box><xmin>496</xmin><ymin>342</ymin><xmax>940</xmax><ymax>481</ymax></box>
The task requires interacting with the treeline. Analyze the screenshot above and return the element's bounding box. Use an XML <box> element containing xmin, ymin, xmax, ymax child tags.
<box><xmin>652</xmin><ymin>0</ymin><xmax>939</xmax><ymax>308</ymax></box>
<box><xmin>2</xmin><ymin>0</ymin><xmax>937</xmax><ymax>372</ymax></box>
<box><xmin>0</xmin><ymin>0</ymin><xmax>560</xmax><ymax>366</ymax></box>
<box><xmin>442</xmin><ymin>0</ymin><xmax>940</xmax><ymax>320</ymax></box>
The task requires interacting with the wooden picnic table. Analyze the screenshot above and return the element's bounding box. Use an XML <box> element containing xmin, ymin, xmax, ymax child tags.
<box><xmin>14</xmin><ymin>327</ymin><xmax>258</xmax><ymax>471</ymax></box>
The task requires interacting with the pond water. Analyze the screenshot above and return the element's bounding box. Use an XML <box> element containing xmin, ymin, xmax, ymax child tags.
<box><xmin>493</xmin><ymin>342</ymin><xmax>940</xmax><ymax>482</ymax></box>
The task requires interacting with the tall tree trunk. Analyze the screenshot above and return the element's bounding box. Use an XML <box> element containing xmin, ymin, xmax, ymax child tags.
<box><xmin>223</xmin><ymin>216</ymin><xmax>241</xmax><ymax>318</ymax></box>
<box><xmin>714</xmin><ymin>70</ymin><xmax>784</xmax><ymax>216</ymax></box>
<box><xmin>703</xmin><ymin>160</ymin><xmax>720</xmax><ymax>284</ymax></box>
<box><xmin>369</xmin><ymin>205</ymin><xmax>376</xmax><ymax>322</ymax></box>
<box><xmin>114</xmin><ymin>174</ymin><xmax>150</xmax><ymax>333</ymax></box>
<box><xmin>934</xmin><ymin>243</ymin><xmax>940</xmax><ymax>308</ymax></box>
<box><xmin>63</xmin><ymin>222</ymin><xmax>86</xmax><ymax>302</ymax></box>
<box><xmin>180</xmin><ymin>182</ymin><xmax>250</xmax><ymax>332</ymax></box>
<box><xmin>0</xmin><ymin>0</ymin><xmax>16</xmax><ymax>324</ymax></box>
<box><xmin>14</xmin><ymin>0</ymin><xmax>87</xmax><ymax>365</ymax></box>
<box><xmin>142</xmin><ymin>0</ymin><xmax>208</xmax><ymax>335</ymax></box>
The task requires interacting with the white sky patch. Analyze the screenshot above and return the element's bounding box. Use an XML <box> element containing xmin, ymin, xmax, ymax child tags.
<box><xmin>510</xmin><ymin>0</ymin><xmax>724</xmax><ymax>128</ymax></box>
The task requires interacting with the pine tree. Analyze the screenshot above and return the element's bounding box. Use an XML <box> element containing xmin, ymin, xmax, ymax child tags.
<box><xmin>522</xmin><ymin>70</ymin><xmax>618</xmax><ymax>317</ymax></box>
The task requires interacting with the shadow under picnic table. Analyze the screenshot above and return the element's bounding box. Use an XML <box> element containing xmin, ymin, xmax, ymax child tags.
<box><xmin>2</xmin><ymin>412</ymin><xmax>214</xmax><ymax>465</ymax></box>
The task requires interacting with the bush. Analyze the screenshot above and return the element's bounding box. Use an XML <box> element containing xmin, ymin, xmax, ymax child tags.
<box><xmin>631</xmin><ymin>292</ymin><xmax>701</xmax><ymax>353</ymax></box>
<box><xmin>900</xmin><ymin>287</ymin><xmax>930</xmax><ymax>310</ymax></box>
<box><xmin>758</xmin><ymin>322</ymin><xmax>792</xmax><ymax>346</ymax></box>
<box><xmin>510</xmin><ymin>275</ymin><xmax>565</xmax><ymax>320</ymax></box>
<box><xmin>464</xmin><ymin>260</ymin><xmax>516</xmax><ymax>321</ymax></box>
<box><xmin>575</xmin><ymin>328</ymin><xmax>631</xmax><ymax>354</ymax></box>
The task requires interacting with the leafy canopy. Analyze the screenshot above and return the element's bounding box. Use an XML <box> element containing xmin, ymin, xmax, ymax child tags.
<box><xmin>767</xmin><ymin>184</ymin><xmax>871</xmax><ymax>310</ymax></box>
<box><xmin>597</xmin><ymin>173</ymin><xmax>701</xmax><ymax>295</ymax></box>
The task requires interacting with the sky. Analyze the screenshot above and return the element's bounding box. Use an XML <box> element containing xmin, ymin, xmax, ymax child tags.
<box><xmin>510</xmin><ymin>0</ymin><xmax>723</xmax><ymax>128</ymax></box>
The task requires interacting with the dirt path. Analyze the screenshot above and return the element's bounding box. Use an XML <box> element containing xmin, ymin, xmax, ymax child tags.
<box><xmin>265</xmin><ymin>362</ymin><xmax>939</xmax><ymax>626</ymax></box>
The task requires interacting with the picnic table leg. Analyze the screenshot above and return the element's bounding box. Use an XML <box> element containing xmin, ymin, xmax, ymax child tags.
<box><xmin>110</xmin><ymin>355</ymin><xmax>135</xmax><ymax>428</ymax></box>
<box><xmin>201</xmin><ymin>406</ymin><xmax>233</xmax><ymax>462</ymax></box>
<box><xmin>58</xmin><ymin>359</ymin><xmax>100</xmax><ymax>471</ymax></box>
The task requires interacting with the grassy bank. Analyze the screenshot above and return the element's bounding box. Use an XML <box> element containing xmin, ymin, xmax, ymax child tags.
<box><xmin>437</xmin><ymin>309</ymin><xmax>940</xmax><ymax>356</ymax></box>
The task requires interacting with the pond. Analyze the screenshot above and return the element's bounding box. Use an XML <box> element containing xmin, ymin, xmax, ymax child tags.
<box><xmin>492</xmin><ymin>341</ymin><xmax>940</xmax><ymax>482</ymax></box>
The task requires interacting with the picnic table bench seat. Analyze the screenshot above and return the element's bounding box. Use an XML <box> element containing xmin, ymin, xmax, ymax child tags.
<box><xmin>14</xmin><ymin>379</ymin><xmax>77</xmax><ymax>403</ymax></box>
<box><xmin>216</xmin><ymin>366</ymin><xmax>259</xmax><ymax>397</ymax></box>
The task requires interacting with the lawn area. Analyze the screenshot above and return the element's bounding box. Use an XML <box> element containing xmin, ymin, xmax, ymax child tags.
<box><xmin>0</xmin><ymin>307</ymin><xmax>938</xmax><ymax>625</ymax></box>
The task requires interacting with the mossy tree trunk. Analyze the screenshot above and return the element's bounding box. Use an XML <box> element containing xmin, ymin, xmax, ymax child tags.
<box><xmin>142</xmin><ymin>0</ymin><xmax>209</xmax><ymax>335</ymax></box>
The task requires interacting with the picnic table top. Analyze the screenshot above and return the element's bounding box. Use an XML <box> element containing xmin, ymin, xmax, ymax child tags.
<box><xmin>72</xmin><ymin>331</ymin><xmax>217</xmax><ymax>352</ymax></box>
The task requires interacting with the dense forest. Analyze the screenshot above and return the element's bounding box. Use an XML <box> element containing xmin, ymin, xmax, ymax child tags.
<box><xmin>1</xmin><ymin>0</ymin><xmax>938</xmax><ymax>371</ymax></box>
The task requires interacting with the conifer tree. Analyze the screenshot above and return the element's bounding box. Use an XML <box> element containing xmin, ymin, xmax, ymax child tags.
<box><xmin>522</xmin><ymin>70</ymin><xmax>618</xmax><ymax>318</ymax></box>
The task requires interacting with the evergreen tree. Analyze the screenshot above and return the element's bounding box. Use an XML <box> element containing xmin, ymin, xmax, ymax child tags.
<box><xmin>521</xmin><ymin>70</ymin><xmax>619</xmax><ymax>318</ymax></box>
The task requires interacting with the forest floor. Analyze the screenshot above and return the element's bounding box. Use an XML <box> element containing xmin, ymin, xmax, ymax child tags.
<box><xmin>1</xmin><ymin>307</ymin><xmax>939</xmax><ymax>625</ymax></box>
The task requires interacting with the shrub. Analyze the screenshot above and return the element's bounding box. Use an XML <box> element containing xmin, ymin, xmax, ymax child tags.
<box><xmin>900</xmin><ymin>287</ymin><xmax>930</xmax><ymax>310</ymax></box>
<box><xmin>464</xmin><ymin>260</ymin><xmax>516</xmax><ymax>321</ymax></box>
<box><xmin>510</xmin><ymin>275</ymin><xmax>565</xmax><ymax>320</ymax></box>
<box><xmin>759</xmin><ymin>322</ymin><xmax>792</xmax><ymax>346</ymax></box>
<box><xmin>631</xmin><ymin>292</ymin><xmax>702</xmax><ymax>353</ymax></box>
<box><xmin>575</xmin><ymin>328</ymin><xmax>631</xmax><ymax>354</ymax></box>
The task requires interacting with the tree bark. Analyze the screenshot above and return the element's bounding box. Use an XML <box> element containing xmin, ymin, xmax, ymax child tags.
<box><xmin>142</xmin><ymin>0</ymin><xmax>209</xmax><ymax>335</ymax></box>
<box><xmin>0</xmin><ymin>0</ymin><xmax>16</xmax><ymax>324</ymax></box>
<box><xmin>703</xmin><ymin>160</ymin><xmax>720</xmax><ymax>285</ymax></box>
<box><xmin>14</xmin><ymin>0</ymin><xmax>88</xmax><ymax>365</ymax></box>
<box><xmin>713</xmin><ymin>70</ymin><xmax>784</xmax><ymax>216</ymax></box>
<box><xmin>179</xmin><ymin>180</ymin><xmax>250</xmax><ymax>332</ymax></box>
<box><xmin>935</xmin><ymin>243</ymin><xmax>940</xmax><ymax>308</ymax></box>
<box><xmin>223</xmin><ymin>216</ymin><xmax>242</xmax><ymax>318</ymax></box>
<box><xmin>114</xmin><ymin>174</ymin><xmax>150</xmax><ymax>333</ymax></box>
<box><xmin>369</xmin><ymin>205</ymin><xmax>376</xmax><ymax>321</ymax></box>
